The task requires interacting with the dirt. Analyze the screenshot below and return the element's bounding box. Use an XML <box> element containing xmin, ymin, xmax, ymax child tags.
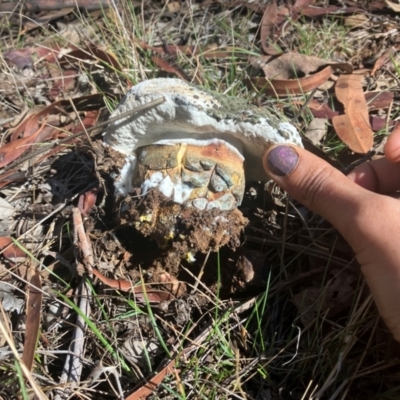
<box><xmin>115</xmin><ymin>186</ymin><xmax>248</xmax><ymax>274</ymax></box>
<box><xmin>79</xmin><ymin>143</ymin><xmax>252</xmax><ymax>284</ymax></box>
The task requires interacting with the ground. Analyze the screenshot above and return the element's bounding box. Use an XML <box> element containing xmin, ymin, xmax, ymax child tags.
<box><xmin>0</xmin><ymin>1</ymin><xmax>400</xmax><ymax>399</ymax></box>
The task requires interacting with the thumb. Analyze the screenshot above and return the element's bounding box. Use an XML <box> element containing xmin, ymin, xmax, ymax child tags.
<box><xmin>385</xmin><ymin>123</ymin><xmax>400</xmax><ymax>163</ymax></box>
<box><xmin>263</xmin><ymin>145</ymin><xmax>400</xmax><ymax>343</ymax></box>
<box><xmin>262</xmin><ymin>145</ymin><xmax>373</xmax><ymax>244</ymax></box>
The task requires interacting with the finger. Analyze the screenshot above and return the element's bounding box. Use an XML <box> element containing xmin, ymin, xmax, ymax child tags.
<box><xmin>385</xmin><ymin>124</ymin><xmax>400</xmax><ymax>163</ymax></box>
<box><xmin>263</xmin><ymin>145</ymin><xmax>400</xmax><ymax>342</ymax></box>
<box><xmin>347</xmin><ymin>157</ymin><xmax>400</xmax><ymax>194</ymax></box>
<box><xmin>262</xmin><ymin>145</ymin><xmax>374</xmax><ymax>245</ymax></box>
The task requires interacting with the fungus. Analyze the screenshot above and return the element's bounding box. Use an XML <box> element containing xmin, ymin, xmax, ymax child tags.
<box><xmin>104</xmin><ymin>78</ymin><xmax>302</xmax><ymax>254</ymax></box>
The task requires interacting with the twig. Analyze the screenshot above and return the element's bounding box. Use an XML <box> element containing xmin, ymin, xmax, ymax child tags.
<box><xmin>290</xmin><ymin>88</ymin><xmax>317</xmax><ymax>124</ymax></box>
<box><xmin>0</xmin><ymin>116</ymin><xmax>17</xmax><ymax>126</ymax></box>
<box><xmin>72</xmin><ymin>207</ymin><xmax>94</xmax><ymax>276</ymax></box>
<box><xmin>180</xmin><ymin>263</ymin><xmax>216</xmax><ymax>301</ymax></box>
<box><xmin>54</xmin><ymin>208</ymin><xmax>93</xmax><ymax>399</ymax></box>
<box><xmin>192</xmin><ymin>249</ymin><xmax>211</xmax><ymax>292</ymax></box>
<box><xmin>68</xmin><ymin>96</ymin><xmax>94</xmax><ymax>148</ymax></box>
<box><xmin>55</xmin><ymin>281</ymin><xmax>90</xmax><ymax>397</ymax></box>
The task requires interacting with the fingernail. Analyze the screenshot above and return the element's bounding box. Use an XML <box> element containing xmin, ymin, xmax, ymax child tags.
<box><xmin>266</xmin><ymin>145</ymin><xmax>299</xmax><ymax>176</ymax></box>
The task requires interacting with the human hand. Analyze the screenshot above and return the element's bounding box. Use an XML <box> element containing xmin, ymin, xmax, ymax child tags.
<box><xmin>262</xmin><ymin>128</ymin><xmax>400</xmax><ymax>342</ymax></box>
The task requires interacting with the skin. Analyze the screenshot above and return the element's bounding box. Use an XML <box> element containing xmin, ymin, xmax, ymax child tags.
<box><xmin>263</xmin><ymin>127</ymin><xmax>400</xmax><ymax>342</ymax></box>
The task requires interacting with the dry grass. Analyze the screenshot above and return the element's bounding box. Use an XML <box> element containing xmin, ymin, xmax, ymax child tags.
<box><xmin>0</xmin><ymin>1</ymin><xmax>399</xmax><ymax>399</ymax></box>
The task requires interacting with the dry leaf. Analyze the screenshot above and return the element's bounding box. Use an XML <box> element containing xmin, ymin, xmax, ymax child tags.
<box><xmin>122</xmin><ymin>337</ymin><xmax>160</xmax><ymax>368</ymax></box>
<box><xmin>293</xmin><ymin>0</ymin><xmax>315</xmax><ymax>10</ymax></box>
<box><xmin>0</xmin><ymin>198</ymin><xmax>15</xmax><ymax>220</ymax></box>
<box><xmin>308</xmin><ymin>91</ymin><xmax>393</xmax><ymax>121</ymax></box>
<box><xmin>291</xmin><ymin>269</ymin><xmax>357</xmax><ymax>327</ymax></box>
<box><xmin>246</xmin><ymin>53</ymin><xmax>352</xmax><ymax>95</ymax></box>
<box><xmin>22</xmin><ymin>8</ymin><xmax>74</xmax><ymax>32</ymax></box>
<box><xmin>385</xmin><ymin>0</ymin><xmax>400</xmax><ymax>12</ymax></box>
<box><xmin>126</xmin><ymin>359</ymin><xmax>177</xmax><ymax>400</ymax></box>
<box><xmin>77</xmin><ymin>188</ymin><xmax>98</xmax><ymax>216</ymax></box>
<box><xmin>332</xmin><ymin>74</ymin><xmax>373</xmax><ymax>153</ymax></box>
<box><xmin>167</xmin><ymin>1</ymin><xmax>180</xmax><ymax>12</ymax></box>
<box><xmin>4</xmin><ymin>45</ymin><xmax>62</xmax><ymax>68</ymax></box>
<box><xmin>365</xmin><ymin>91</ymin><xmax>394</xmax><ymax>110</ymax></box>
<box><xmin>0</xmin><ymin>237</ymin><xmax>26</xmax><ymax>260</ymax></box>
<box><xmin>0</xmin><ymin>281</ymin><xmax>24</xmax><ymax>313</ymax></box>
<box><xmin>370</xmin><ymin>116</ymin><xmax>396</xmax><ymax>132</ymax></box>
<box><xmin>305</xmin><ymin>118</ymin><xmax>328</xmax><ymax>145</ymax></box>
<box><xmin>151</xmin><ymin>55</ymin><xmax>191</xmax><ymax>82</ymax></box>
<box><xmin>260</xmin><ymin>0</ymin><xmax>280</xmax><ymax>55</ymax></box>
<box><xmin>0</xmin><ymin>94</ymin><xmax>106</xmax><ymax>169</ymax></box>
<box><xmin>252</xmin><ymin>52</ymin><xmax>352</xmax><ymax>79</ymax></box>
<box><xmin>92</xmin><ymin>268</ymin><xmax>174</xmax><ymax>303</ymax></box>
<box><xmin>308</xmin><ymin>99</ymin><xmax>339</xmax><ymax>119</ymax></box>
<box><xmin>344</xmin><ymin>13</ymin><xmax>369</xmax><ymax>28</ymax></box>
<box><xmin>0</xmin><ymin>0</ymin><xmax>111</xmax><ymax>12</ymax></box>
<box><xmin>61</xmin><ymin>45</ymin><xmax>123</xmax><ymax>72</ymax></box>
<box><xmin>300</xmin><ymin>5</ymin><xmax>363</xmax><ymax>17</ymax></box>
<box><xmin>22</xmin><ymin>271</ymin><xmax>42</xmax><ymax>371</ymax></box>
<box><xmin>246</xmin><ymin>66</ymin><xmax>333</xmax><ymax>95</ymax></box>
<box><xmin>371</xmin><ymin>47</ymin><xmax>397</xmax><ymax>75</ymax></box>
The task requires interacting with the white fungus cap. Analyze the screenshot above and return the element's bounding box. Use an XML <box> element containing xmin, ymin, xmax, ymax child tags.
<box><xmin>103</xmin><ymin>78</ymin><xmax>302</xmax><ymax>182</ymax></box>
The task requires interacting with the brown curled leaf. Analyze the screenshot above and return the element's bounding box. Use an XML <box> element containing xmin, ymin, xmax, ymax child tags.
<box><xmin>308</xmin><ymin>99</ymin><xmax>339</xmax><ymax>119</ymax></box>
<box><xmin>0</xmin><ymin>0</ymin><xmax>111</xmax><ymax>12</ymax></box>
<box><xmin>78</xmin><ymin>188</ymin><xmax>99</xmax><ymax>217</ymax></box>
<box><xmin>60</xmin><ymin>45</ymin><xmax>123</xmax><ymax>72</ymax></box>
<box><xmin>370</xmin><ymin>116</ymin><xmax>396</xmax><ymax>131</ymax></box>
<box><xmin>260</xmin><ymin>0</ymin><xmax>281</xmax><ymax>55</ymax></box>
<box><xmin>4</xmin><ymin>45</ymin><xmax>62</xmax><ymax>68</ymax></box>
<box><xmin>293</xmin><ymin>0</ymin><xmax>315</xmax><ymax>10</ymax></box>
<box><xmin>308</xmin><ymin>91</ymin><xmax>393</xmax><ymax>121</ymax></box>
<box><xmin>0</xmin><ymin>237</ymin><xmax>27</xmax><ymax>260</ymax></box>
<box><xmin>246</xmin><ymin>65</ymin><xmax>333</xmax><ymax>95</ymax></box>
<box><xmin>300</xmin><ymin>5</ymin><xmax>364</xmax><ymax>17</ymax></box>
<box><xmin>92</xmin><ymin>268</ymin><xmax>174</xmax><ymax>303</ymax></box>
<box><xmin>151</xmin><ymin>55</ymin><xmax>191</xmax><ymax>82</ymax></box>
<box><xmin>22</xmin><ymin>271</ymin><xmax>42</xmax><ymax>371</ymax></box>
<box><xmin>386</xmin><ymin>0</ymin><xmax>400</xmax><ymax>12</ymax></box>
<box><xmin>365</xmin><ymin>91</ymin><xmax>393</xmax><ymax>110</ymax></box>
<box><xmin>332</xmin><ymin>74</ymin><xmax>373</xmax><ymax>153</ymax></box>
<box><xmin>371</xmin><ymin>47</ymin><xmax>397</xmax><ymax>75</ymax></box>
<box><xmin>126</xmin><ymin>359</ymin><xmax>177</xmax><ymax>400</ymax></box>
<box><xmin>249</xmin><ymin>52</ymin><xmax>352</xmax><ymax>80</ymax></box>
<box><xmin>0</xmin><ymin>118</ymin><xmax>51</xmax><ymax>168</ymax></box>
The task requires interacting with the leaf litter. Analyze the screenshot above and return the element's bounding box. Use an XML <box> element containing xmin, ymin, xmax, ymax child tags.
<box><xmin>0</xmin><ymin>1</ymin><xmax>400</xmax><ymax>399</ymax></box>
<box><xmin>333</xmin><ymin>74</ymin><xmax>374</xmax><ymax>153</ymax></box>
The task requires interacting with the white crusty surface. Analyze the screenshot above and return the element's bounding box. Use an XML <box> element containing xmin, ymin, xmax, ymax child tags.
<box><xmin>104</xmin><ymin>78</ymin><xmax>302</xmax><ymax>181</ymax></box>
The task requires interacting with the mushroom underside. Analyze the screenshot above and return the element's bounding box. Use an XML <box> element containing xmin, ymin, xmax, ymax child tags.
<box><xmin>115</xmin><ymin>138</ymin><xmax>248</xmax><ymax>254</ymax></box>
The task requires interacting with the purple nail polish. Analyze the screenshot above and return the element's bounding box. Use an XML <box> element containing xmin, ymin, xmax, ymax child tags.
<box><xmin>267</xmin><ymin>145</ymin><xmax>299</xmax><ymax>176</ymax></box>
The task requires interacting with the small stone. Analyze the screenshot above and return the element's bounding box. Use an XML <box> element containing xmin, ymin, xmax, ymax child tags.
<box><xmin>236</xmin><ymin>250</ymin><xmax>270</xmax><ymax>285</ymax></box>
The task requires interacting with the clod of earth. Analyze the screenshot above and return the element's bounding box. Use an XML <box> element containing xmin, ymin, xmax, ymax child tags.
<box><xmin>103</xmin><ymin>78</ymin><xmax>302</xmax><ymax>256</ymax></box>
